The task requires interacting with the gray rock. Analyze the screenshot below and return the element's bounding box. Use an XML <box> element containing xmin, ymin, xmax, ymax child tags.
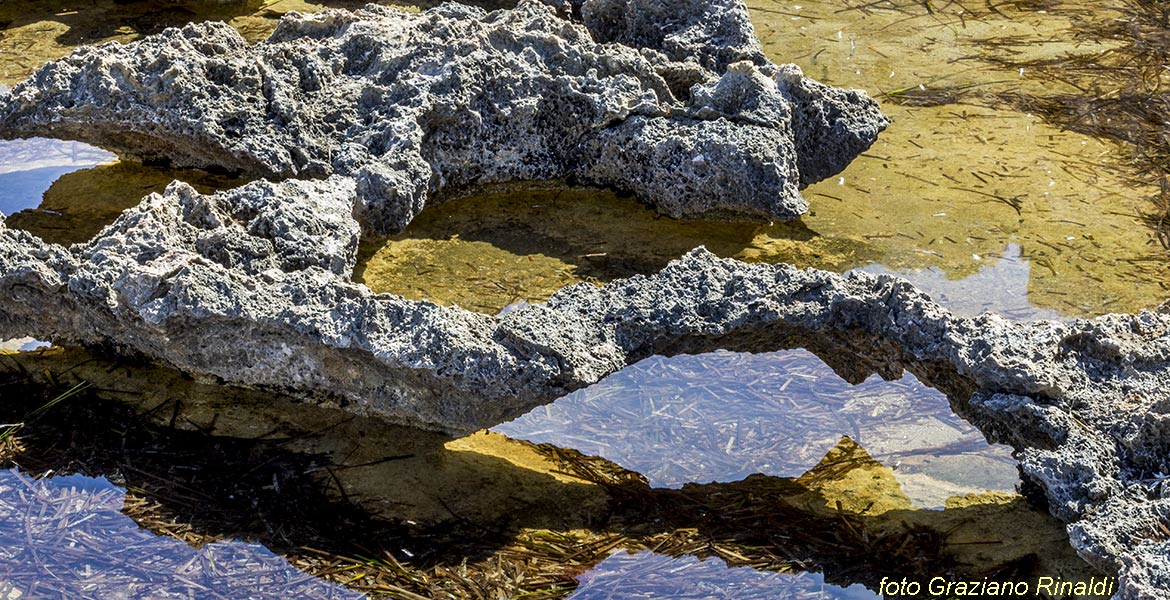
<box><xmin>0</xmin><ymin>198</ymin><xmax>1165</xmax><ymax>595</ymax></box>
<box><xmin>0</xmin><ymin>1</ymin><xmax>1164</xmax><ymax>595</ymax></box>
<box><xmin>2</xmin><ymin>172</ymin><xmax>1170</xmax><ymax>596</ymax></box>
<box><xmin>571</xmin><ymin>0</ymin><xmax>768</xmax><ymax>71</ymax></box>
<box><xmin>0</xmin><ymin>0</ymin><xmax>887</xmax><ymax>233</ymax></box>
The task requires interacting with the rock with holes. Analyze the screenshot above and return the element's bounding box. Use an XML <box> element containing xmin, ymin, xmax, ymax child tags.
<box><xmin>545</xmin><ymin>0</ymin><xmax>768</xmax><ymax>71</ymax></box>
<box><xmin>0</xmin><ymin>0</ymin><xmax>887</xmax><ymax>233</ymax></box>
<box><xmin>1</xmin><ymin>171</ymin><xmax>1170</xmax><ymax>595</ymax></box>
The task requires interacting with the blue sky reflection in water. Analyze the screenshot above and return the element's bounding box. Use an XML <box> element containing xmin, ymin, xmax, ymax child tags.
<box><xmin>570</xmin><ymin>551</ymin><xmax>878</xmax><ymax>600</ymax></box>
<box><xmin>0</xmin><ymin>138</ymin><xmax>115</xmax><ymax>216</ymax></box>
<box><xmin>495</xmin><ymin>349</ymin><xmax>1019</xmax><ymax>506</ymax></box>
<box><xmin>856</xmin><ymin>243</ymin><xmax>1066</xmax><ymax>321</ymax></box>
<box><xmin>0</xmin><ymin>469</ymin><xmax>364</xmax><ymax>599</ymax></box>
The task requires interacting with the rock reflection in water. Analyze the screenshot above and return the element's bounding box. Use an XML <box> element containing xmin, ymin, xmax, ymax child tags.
<box><xmin>570</xmin><ymin>551</ymin><xmax>877</xmax><ymax>600</ymax></box>
<box><xmin>0</xmin><ymin>138</ymin><xmax>114</xmax><ymax>216</ymax></box>
<box><xmin>495</xmin><ymin>349</ymin><xmax>1019</xmax><ymax>507</ymax></box>
<box><xmin>0</xmin><ymin>469</ymin><xmax>362</xmax><ymax>599</ymax></box>
<box><xmin>0</xmin><ymin>348</ymin><xmax>1100</xmax><ymax>596</ymax></box>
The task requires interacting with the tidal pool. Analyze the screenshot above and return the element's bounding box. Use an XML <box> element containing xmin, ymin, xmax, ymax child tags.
<box><xmin>1</xmin><ymin>1</ymin><xmax>1164</xmax><ymax>317</ymax></box>
<box><xmin>0</xmin><ymin>347</ymin><xmax>1101</xmax><ymax>598</ymax></box>
<box><xmin>0</xmin><ymin>0</ymin><xmax>1159</xmax><ymax>597</ymax></box>
<box><xmin>570</xmin><ymin>551</ymin><xmax>877</xmax><ymax>600</ymax></box>
<box><xmin>0</xmin><ymin>139</ymin><xmax>114</xmax><ymax>216</ymax></box>
<box><xmin>354</xmin><ymin>0</ymin><xmax>1170</xmax><ymax>317</ymax></box>
<box><xmin>495</xmin><ymin>349</ymin><xmax>1020</xmax><ymax>508</ymax></box>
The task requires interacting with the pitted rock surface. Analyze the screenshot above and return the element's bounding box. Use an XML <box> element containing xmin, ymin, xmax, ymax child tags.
<box><xmin>0</xmin><ymin>0</ymin><xmax>887</xmax><ymax>233</ymax></box>
<box><xmin>1</xmin><ymin>175</ymin><xmax>1169</xmax><ymax>597</ymax></box>
<box><xmin>0</xmin><ymin>1</ymin><xmax>1165</xmax><ymax>597</ymax></box>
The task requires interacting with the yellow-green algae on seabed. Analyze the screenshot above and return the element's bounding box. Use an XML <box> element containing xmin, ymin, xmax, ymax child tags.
<box><xmin>750</xmin><ymin>0</ymin><xmax>1170</xmax><ymax>315</ymax></box>
<box><xmin>5</xmin><ymin>161</ymin><xmax>242</xmax><ymax>245</ymax></box>
<box><xmin>353</xmin><ymin>183</ymin><xmax>877</xmax><ymax>314</ymax></box>
<box><xmin>356</xmin><ymin>0</ymin><xmax>1170</xmax><ymax>316</ymax></box>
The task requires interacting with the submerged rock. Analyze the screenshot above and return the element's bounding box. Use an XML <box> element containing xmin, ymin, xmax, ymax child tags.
<box><xmin>0</xmin><ymin>0</ymin><xmax>886</xmax><ymax>233</ymax></box>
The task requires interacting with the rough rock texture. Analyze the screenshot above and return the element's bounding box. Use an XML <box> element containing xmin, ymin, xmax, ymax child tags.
<box><xmin>2</xmin><ymin>173</ymin><xmax>1169</xmax><ymax>596</ymax></box>
<box><xmin>541</xmin><ymin>0</ymin><xmax>878</xmax><ymax>183</ymax></box>
<box><xmin>0</xmin><ymin>1</ymin><xmax>1164</xmax><ymax>597</ymax></box>
<box><xmin>555</xmin><ymin>0</ymin><xmax>769</xmax><ymax>71</ymax></box>
<box><xmin>0</xmin><ymin>0</ymin><xmax>887</xmax><ymax>233</ymax></box>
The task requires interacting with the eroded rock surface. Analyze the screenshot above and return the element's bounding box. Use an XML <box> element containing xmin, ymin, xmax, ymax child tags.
<box><xmin>0</xmin><ymin>0</ymin><xmax>887</xmax><ymax>233</ymax></box>
<box><xmin>0</xmin><ymin>1</ymin><xmax>1164</xmax><ymax>597</ymax></box>
<box><xmin>1</xmin><ymin>173</ymin><xmax>1169</xmax><ymax>596</ymax></box>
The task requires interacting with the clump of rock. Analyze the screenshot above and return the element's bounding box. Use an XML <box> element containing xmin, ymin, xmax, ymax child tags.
<box><xmin>2</xmin><ymin>1</ymin><xmax>1167</xmax><ymax>598</ymax></box>
<box><xmin>0</xmin><ymin>0</ymin><xmax>886</xmax><ymax>233</ymax></box>
<box><xmin>1</xmin><ymin>177</ymin><xmax>1169</xmax><ymax>597</ymax></box>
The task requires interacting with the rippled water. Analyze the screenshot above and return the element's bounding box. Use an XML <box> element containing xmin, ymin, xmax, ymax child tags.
<box><xmin>570</xmin><ymin>551</ymin><xmax>878</xmax><ymax>600</ymax></box>
<box><xmin>0</xmin><ymin>469</ymin><xmax>363</xmax><ymax>599</ymax></box>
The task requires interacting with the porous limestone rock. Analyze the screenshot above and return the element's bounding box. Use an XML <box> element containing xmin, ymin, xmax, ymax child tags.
<box><xmin>0</xmin><ymin>0</ymin><xmax>888</xmax><ymax>233</ymax></box>
<box><xmin>0</xmin><ymin>1</ymin><xmax>1164</xmax><ymax>596</ymax></box>
<box><xmin>558</xmin><ymin>0</ymin><xmax>768</xmax><ymax>71</ymax></box>
<box><xmin>1</xmin><ymin>175</ymin><xmax>1169</xmax><ymax>597</ymax></box>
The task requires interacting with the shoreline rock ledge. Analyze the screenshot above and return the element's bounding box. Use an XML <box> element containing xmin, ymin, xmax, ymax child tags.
<box><xmin>0</xmin><ymin>0</ymin><xmax>887</xmax><ymax>233</ymax></box>
<box><xmin>2</xmin><ymin>175</ymin><xmax>1170</xmax><ymax>598</ymax></box>
<box><xmin>2</xmin><ymin>1</ymin><xmax>1168</xmax><ymax>598</ymax></box>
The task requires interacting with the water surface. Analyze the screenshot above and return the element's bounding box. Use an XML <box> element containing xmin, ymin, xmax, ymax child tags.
<box><xmin>0</xmin><ymin>139</ymin><xmax>114</xmax><ymax>216</ymax></box>
<box><xmin>0</xmin><ymin>1</ymin><xmax>1151</xmax><ymax>597</ymax></box>
<box><xmin>0</xmin><ymin>347</ymin><xmax>1104</xmax><ymax>598</ymax></box>
<box><xmin>0</xmin><ymin>468</ymin><xmax>363</xmax><ymax>599</ymax></box>
<box><xmin>570</xmin><ymin>551</ymin><xmax>878</xmax><ymax>600</ymax></box>
<box><xmin>495</xmin><ymin>349</ymin><xmax>1019</xmax><ymax>508</ymax></box>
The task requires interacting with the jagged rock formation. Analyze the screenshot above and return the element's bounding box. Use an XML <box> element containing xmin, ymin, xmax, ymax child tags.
<box><xmin>544</xmin><ymin>0</ymin><xmax>768</xmax><ymax>72</ymax></box>
<box><xmin>0</xmin><ymin>1</ymin><xmax>1165</xmax><ymax>598</ymax></box>
<box><xmin>0</xmin><ymin>0</ymin><xmax>887</xmax><ymax>233</ymax></box>
<box><xmin>1</xmin><ymin>174</ymin><xmax>1169</xmax><ymax>597</ymax></box>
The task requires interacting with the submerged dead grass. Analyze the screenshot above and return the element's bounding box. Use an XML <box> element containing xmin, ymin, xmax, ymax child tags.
<box><xmin>878</xmin><ymin>0</ymin><xmax>1170</xmax><ymax>250</ymax></box>
<box><xmin>0</xmin><ymin>357</ymin><xmax>1095</xmax><ymax>599</ymax></box>
<box><xmin>995</xmin><ymin>0</ymin><xmax>1170</xmax><ymax>249</ymax></box>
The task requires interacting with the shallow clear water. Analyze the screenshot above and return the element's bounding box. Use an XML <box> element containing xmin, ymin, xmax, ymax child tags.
<box><xmin>0</xmin><ymin>468</ymin><xmax>363</xmax><ymax>599</ymax></box>
<box><xmin>0</xmin><ymin>0</ymin><xmax>1150</xmax><ymax>596</ymax></box>
<box><xmin>0</xmin><ymin>139</ymin><xmax>115</xmax><ymax>216</ymax></box>
<box><xmin>495</xmin><ymin>349</ymin><xmax>1019</xmax><ymax>508</ymax></box>
<box><xmin>570</xmin><ymin>551</ymin><xmax>878</xmax><ymax>600</ymax></box>
<box><xmin>856</xmin><ymin>243</ymin><xmax>1066</xmax><ymax>321</ymax></box>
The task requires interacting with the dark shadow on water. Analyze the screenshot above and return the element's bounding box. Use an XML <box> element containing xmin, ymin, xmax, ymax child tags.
<box><xmin>0</xmin><ymin>360</ymin><xmax>606</xmax><ymax>568</ymax></box>
<box><xmin>357</xmin><ymin>185</ymin><xmax>786</xmax><ymax>282</ymax></box>
<box><xmin>0</xmin><ymin>348</ymin><xmax>1104</xmax><ymax>598</ymax></box>
<box><xmin>0</xmin><ymin>0</ymin><xmax>527</xmax><ymax>50</ymax></box>
<box><xmin>0</xmin><ymin>0</ymin><xmax>268</xmax><ymax>46</ymax></box>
